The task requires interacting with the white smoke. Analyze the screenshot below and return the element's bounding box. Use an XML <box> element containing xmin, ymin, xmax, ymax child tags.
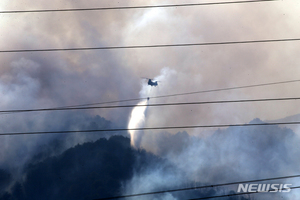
<box><xmin>124</xmin><ymin>123</ymin><xmax>300</xmax><ymax>200</ymax></box>
<box><xmin>125</xmin><ymin>67</ymin><xmax>300</xmax><ymax>199</ymax></box>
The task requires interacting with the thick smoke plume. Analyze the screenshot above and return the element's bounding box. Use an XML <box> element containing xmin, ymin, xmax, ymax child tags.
<box><xmin>123</xmin><ymin>120</ymin><xmax>300</xmax><ymax>200</ymax></box>
<box><xmin>0</xmin><ymin>0</ymin><xmax>299</xmax><ymax>199</ymax></box>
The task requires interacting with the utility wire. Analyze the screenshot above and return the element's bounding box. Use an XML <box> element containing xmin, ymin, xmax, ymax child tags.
<box><xmin>189</xmin><ymin>185</ymin><xmax>300</xmax><ymax>200</ymax></box>
<box><xmin>1</xmin><ymin>38</ymin><xmax>299</xmax><ymax>53</ymax></box>
<box><xmin>56</xmin><ymin>79</ymin><xmax>300</xmax><ymax>108</ymax></box>
<box><xmin>2</xmin><ymin>121</ymin><xmax>300</xmax><ymax>136</ymax></box>
<box><xmin>0</xmin><ymin>0</ymin><xmax>278</xmax><ymax>14</ymax></box>
<box><xmin>3</xmin><ymin>78</ymin><xmax>300</xmax><ymax>113</ymax></box>
<box><xmin>149</xmin><ymin>79</ymin><xmax>300</xmax><ymax>100</ymax></box>
<box><xmin>95</xmin><ymin>174</ymin><xmax>300</xmax><ymax>199</ymax></box>
<box><xmin>2</xmin><ymin>96</ymin><xmax>300</xmax><ymax>114</ymax></box>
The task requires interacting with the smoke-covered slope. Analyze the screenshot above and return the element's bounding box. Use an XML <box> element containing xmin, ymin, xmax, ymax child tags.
<box><xmin>0</xmin><ymin>136</ymin><xmax>165</xmax><ymax>200</ymax></box>
<box><xmin>0</xmin><ymin>134</ymin><xmax>252</xmax><ymax>200</ymax></box>
<box><xmin>1</xmin><ymin>118</ymin><xmax>299</xmax><ymax>200</ymax></box>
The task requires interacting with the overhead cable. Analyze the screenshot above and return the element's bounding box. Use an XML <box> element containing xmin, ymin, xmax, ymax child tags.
<box><xmin>2</xmin><ymin>121</ymin><xmax>300</xmax><ymax>136</ymax></box>
<box><xmin>1</xmin><ymin>38</ymin><xmax>299</xmax><ymax>53</ymax></box>
<box><xmin>2</xmin><ymin>78</ymin><xmax>300</xmax><ymax>114</ymax></box>
<box><xmin>50</xmin><ymin>79</ymin><xmax>300</xmax><ymax>109</ymax></box>
<box><xmin>0</xmin><ymin>0</ymin><xmax>278</xmax><ymax>14</ymax></box>
<box><xmin>95</xmin><ymin>174</ymin><xmax>300</xmax><ymax>199</ymax></box>
<box><xmin>148</xmin><ymin>79</ymin><xmax>300</xmax><ymax>100</ymax></box>
<box><xmin>2</xmin><ymin>96</ymin><xmax>300</xmax><ymax>114</ymax></box>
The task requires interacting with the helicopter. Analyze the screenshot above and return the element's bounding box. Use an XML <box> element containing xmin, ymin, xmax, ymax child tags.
<box><xmin>142</xmin><ymin>77</ymin><xmax>159</xmax><ymax>87</ymax></box>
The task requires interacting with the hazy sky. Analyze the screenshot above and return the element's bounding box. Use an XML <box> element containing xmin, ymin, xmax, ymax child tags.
<box><xmin>0</xmin><ymin>1</ymin><xmax>300</xmax><ymax>199</ymax></box>
<box><xmin>0</xmin><ymin>0</ymin><xmax>300</xmax><ymax>124</ymax></box>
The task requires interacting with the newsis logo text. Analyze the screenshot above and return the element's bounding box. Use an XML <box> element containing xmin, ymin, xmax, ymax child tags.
<box><xmin>237</xmin><ymin>184</ymin><xmax>292</xmax><ymax>193</ymax></box>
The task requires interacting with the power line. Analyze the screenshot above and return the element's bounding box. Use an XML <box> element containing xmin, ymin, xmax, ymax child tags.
<box><xmin>3</xmin><ymin>78</ymin><xmax>300</xmax><ymax>113</ymax></box>
<box><xmin>1</xmin><ymin>38</ymin><xmax>300</xmax><ymax>53</ymax></box>
<box><xmin>62</xmin><ymin>79</ymin><xmax>300</xmax><ymax>108</ymax></box>
<box><xmin>0</xmin><ymin>0</ymin><xmax>278</xmax><ymax>14</ymax></box>
<box><xmin>149</xmin><ymin>79</ymin><xmax>300</xmax><ymax>100</ymax></box>
<box><xmin>2</xmin><ymin>121</ymin><xmax>300</xmax><ymax>136</ymax></box>
<box><xmin>189</xmin><ymin>185</ymin><xmax>300</xmax><ymax>200</ymax></box>
<box><xmin>2</xmin><ymin>96</ymin><xmax>300</xmax><ymax>114</ymax></box>
<box><xmin>95</xmin><ymin>174</ymin><xmax>300</xmax><ymax>199</ymax></box>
